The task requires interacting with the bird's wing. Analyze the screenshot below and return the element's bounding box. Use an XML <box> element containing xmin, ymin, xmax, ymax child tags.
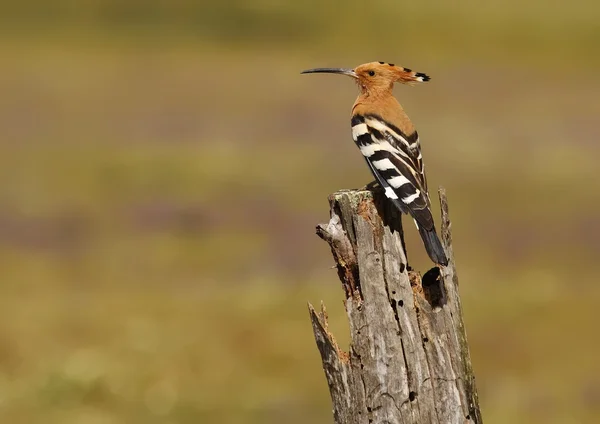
<box><xmin>351</xmin><ymin>113</ymin><xmax>434</xmax><ymax>230</ymax></box>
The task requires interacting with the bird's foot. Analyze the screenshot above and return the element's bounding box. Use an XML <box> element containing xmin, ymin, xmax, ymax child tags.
<box><xmin>361</xmin><ymin>180</ymin><xmax>380</xmax><ymax>191</ymax></box>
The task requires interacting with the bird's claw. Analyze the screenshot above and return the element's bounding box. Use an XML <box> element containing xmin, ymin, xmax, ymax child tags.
<box><xmin>362</xmin><ymin>180</ymin><xmax>380</xmax><ymax>191</ymax></box>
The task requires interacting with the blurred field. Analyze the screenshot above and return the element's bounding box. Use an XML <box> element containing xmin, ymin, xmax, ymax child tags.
<box><xmin>0</xmin><ymin>1</ymin><xmax>599</xmax><ymax>423</ymax></box>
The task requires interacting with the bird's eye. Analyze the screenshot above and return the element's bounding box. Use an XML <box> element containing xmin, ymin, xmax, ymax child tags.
<box><xmin>368</xmin><ymin>70</ymin><xmax>375</xmax><ymax>76</ymax></box>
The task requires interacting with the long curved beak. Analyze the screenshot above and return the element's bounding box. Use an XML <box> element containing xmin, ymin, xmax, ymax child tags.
<box><xmin>301</xmin><ymin>67</ymin><xmax>357</xmax><ymax>78</ymax></box>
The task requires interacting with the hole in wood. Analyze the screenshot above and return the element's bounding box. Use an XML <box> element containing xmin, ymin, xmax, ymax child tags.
<box><xmin>390</xmin><ymin>300</ymin><xmax>400</xmax><ymax>325</ymax></box>
<box><xmin>399</xmin><ymin>263</ymin><xmax>405</xmax><ymax>273</ymax></box>
<box><xmin>409</xmin><ymin>391</ymin><xmax>417</xmax><ymax>402</ymax></box>
<box><xmin>422</xmin><ymin>266</ymin><xmax>447</xmax><ymax>308</ymax></box>
<box><xmin>423</xmin><ymin>337</ymin><xmax>429</xmax><ymax>343</ymax></box>
<box><xmin>466</xmin><ymin>415</ymin><xmax>471</xmax><ymax>420</ymax></box>
<box><xmin>398</xmin><ymin>299</ymin><xmax>404</xmax><ymax>307</ymax></box>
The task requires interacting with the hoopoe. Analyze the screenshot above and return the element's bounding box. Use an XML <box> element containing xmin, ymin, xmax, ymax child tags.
<box><xmin>301</xmin><ymin>61</ymin><xmax>448</xmax><ymax>266</ymax></box>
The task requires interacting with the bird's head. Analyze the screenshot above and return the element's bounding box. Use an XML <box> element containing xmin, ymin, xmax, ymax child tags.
<box><xmin>301</xmin><ymin>61</ymin><xmax>430</xmax><ymax>94</ymax></box>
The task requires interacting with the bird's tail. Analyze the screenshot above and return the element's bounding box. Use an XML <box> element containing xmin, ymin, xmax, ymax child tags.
<box><xmin>418</xmin><ymin>226</ymin><xmax>448</xmax><ymax>266</ymax></box>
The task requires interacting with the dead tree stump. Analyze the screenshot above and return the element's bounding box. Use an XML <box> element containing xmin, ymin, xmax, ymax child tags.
<box><xmin>309</xmin><ymin>187</ymin><xmax>482</xmax><ymax>424</ymax></box>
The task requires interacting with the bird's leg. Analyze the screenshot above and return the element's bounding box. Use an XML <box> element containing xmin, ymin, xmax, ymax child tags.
<box><xmin>395</xmin><ymin>216</ymin><xmax>411</xmax><ymax>270</ymax></box>
<box><xmin>361</xmin><ymin>180</ymin><xmax>380</xmax><ymax>190</ymax></box>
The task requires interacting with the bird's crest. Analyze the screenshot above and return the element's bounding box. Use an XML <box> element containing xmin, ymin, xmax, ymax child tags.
<box><xmin>354</xmin><ymin>62</ymin><xmax>430</xmax><ymax>89</ymax></box>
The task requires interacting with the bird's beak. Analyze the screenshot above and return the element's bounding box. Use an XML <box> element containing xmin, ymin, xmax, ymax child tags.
<box><xmin>300</xmin><ymin>68</ymin><xmax>357</xmax><ymax>78</ymax></box>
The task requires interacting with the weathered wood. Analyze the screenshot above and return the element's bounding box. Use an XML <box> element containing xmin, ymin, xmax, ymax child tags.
<box><xmin>309</xmin><ymin>188</ymin><xmax>482</xmax><ymax>424</ymax></box>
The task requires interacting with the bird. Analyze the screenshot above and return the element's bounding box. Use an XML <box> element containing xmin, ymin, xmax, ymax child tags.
<box><xmin>301</xmin><ymin>61</ymin><xmax>448</xmax><ymax>266</ymax></box>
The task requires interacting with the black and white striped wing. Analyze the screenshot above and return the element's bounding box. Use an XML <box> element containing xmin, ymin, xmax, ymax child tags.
<box><xmin>351</xmin><ymin>114</ymin><xmax>434</xmax><ymax>231</ymax></box>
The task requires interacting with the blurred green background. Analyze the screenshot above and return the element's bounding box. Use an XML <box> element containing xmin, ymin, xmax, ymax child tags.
<box><xmin>0</xmin><ymin>1</ymin><xmax>599</xmax><ymax>423</ymax></box>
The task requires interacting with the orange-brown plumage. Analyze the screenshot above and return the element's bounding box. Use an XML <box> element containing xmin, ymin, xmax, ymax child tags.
<box><xmin>353</xmin><ymin>95</ymin><xmax>415</xmax><ymax>136</ymax></box>
<box><xmin>351</xmin><ymin>61</ymin><xmax>429</xmax><ymax>134</ymax></box>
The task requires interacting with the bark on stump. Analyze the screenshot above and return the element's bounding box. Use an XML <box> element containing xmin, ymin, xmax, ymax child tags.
<box><xmin>309</xmin><ymin>187</ymin><xmax>482</xmax><ymax>424</ymax></box>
